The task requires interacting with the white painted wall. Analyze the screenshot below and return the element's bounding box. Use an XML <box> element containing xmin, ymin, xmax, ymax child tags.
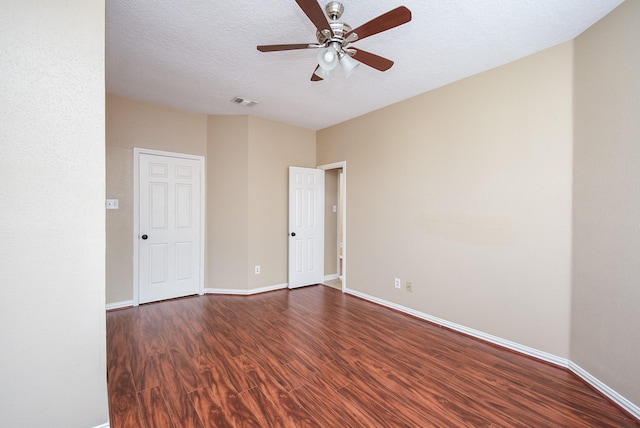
<box><xmin>0</xmin><ymin>1</ymin><xmax>109</xmax><ymax>427</ymax></box>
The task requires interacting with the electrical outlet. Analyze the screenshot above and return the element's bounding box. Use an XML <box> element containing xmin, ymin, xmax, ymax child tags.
<box><xmin>394</xmin><ymin>278</ymin><xmax>401</xmax><ymax>289</ymax></box>
<box><xmin>406</xmin><ymin>281</ymin><xmax>413</xmax><ymax>292</ymax></box>
<box><xmin>255</xmin><ymin>265</ymin><xmax>261</xmax><ymax>275</ymax></box>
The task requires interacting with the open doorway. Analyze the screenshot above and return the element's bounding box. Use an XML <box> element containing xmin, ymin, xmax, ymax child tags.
<box><xmin>318</xmin><ymin>161</ymin><xmax>346</xmax><ymax>292</ymax></box>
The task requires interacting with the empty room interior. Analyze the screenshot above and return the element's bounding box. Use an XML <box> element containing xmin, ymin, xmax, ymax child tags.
<box><xmin>2</xmin><ymin>0</ymin><xmax>639</xmax><ymax>427</ymax></box>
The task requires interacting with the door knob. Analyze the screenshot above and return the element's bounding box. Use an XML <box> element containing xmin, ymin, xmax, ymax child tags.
<box><xmin>141</xmin><ymin>234</ymin><xmax>148</xmax><ymax>240</ymax></box>
<box><xmin>290</xmin><ymin>232</ymin><xmax>296</xmax><ymax>237</ymax></box>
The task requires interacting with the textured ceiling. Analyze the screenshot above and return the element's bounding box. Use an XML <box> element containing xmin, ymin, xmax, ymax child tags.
<box><xmin>106</xmin><ymin>0</ymin><xmax>623</xmax><ymax>130</ymax></box>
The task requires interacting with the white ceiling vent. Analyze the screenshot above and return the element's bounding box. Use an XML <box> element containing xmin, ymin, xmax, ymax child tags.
<box><xmin>231</xmin><ymin>96</ymin><xmax>258</xmax><ymax>107</ymax></box>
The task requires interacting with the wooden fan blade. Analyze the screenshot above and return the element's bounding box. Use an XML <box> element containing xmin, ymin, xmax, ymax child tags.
<box><xmin>257</xmin><ymin>44</ymin><xmax>313</xmax><ymax>52</ymax></box>
<box><xmin>345</xmin><ymin>6</ymin><xmax>411</xmax><ymax>42</ymax></box>
<box><xmin>295</xmin><ymin>0</ymin><xmax>332</xmax><ymax>34</ymax></box>
<box><xmin>311</xmin><ymin>65</ymin><xmax>323</xmax><ymax>81</ymax></box>
<box><xmin>351</xmin><ymin>48</ymin><xmax>394</xmax><ymax>71</ymax></box>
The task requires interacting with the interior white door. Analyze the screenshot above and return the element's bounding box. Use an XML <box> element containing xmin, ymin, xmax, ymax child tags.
<box><xmin>138</xmin><ymin>153</ymin><xmax>202</xmax><ymax>303</ymax></box>
<box><xmin>288</xmin><ymin>167</ymin><xmax>324</xmax><ymax>289</ymax></box>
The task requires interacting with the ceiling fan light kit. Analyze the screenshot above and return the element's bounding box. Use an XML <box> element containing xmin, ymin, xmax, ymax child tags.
<box><xmin>318</xmin><ymin>43</ymin><xmax>340</xmax><ymax>71</ymax></box>
<box><xmin>338</xmin><ymin>50</ymin><xmax>359</xmax><ymax>78</ymax></box>
<box><xmin>314</xmin><ymin>65</ymin><xmax>333</xmax><ymax>81</ymax></box>
<box><xmin>257</xmin><ymin>0</ymin><xmax>412</xmax><ymax>81</ymax></box>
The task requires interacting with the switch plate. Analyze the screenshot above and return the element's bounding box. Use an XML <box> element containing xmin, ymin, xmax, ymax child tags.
<box><xmin>255</xmin><ymin>265</ymin><xmax>261</xmax><ymax>275</ymax></box>
<box><xmin>333</xmin><ymin>205</ymin><xmax>337</xmax><ymax>212</ymax></box>
<box><xmin>106</xmin><ymin>199</ymin><xmax>119</xmax><ymax>209</ymax></box>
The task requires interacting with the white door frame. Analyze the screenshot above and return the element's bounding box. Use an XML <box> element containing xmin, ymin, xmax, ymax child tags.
<box><xmin>318</xmin><ymin>161</ymin><xmax>347</xmax><ymax>292</ymax></box>
<box><xmin>133</xmin><ymin>148</ymin><xmax>206</xmax><ymax>306</ymax></box>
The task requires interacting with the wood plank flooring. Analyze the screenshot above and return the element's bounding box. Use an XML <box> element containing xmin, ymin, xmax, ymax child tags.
<box><xmin>107</xmin><ymin>285</ymin><xmax>639</xmax><ymax>427</ymax></box>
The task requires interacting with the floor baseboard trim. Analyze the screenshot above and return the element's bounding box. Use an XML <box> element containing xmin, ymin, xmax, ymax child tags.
<box><xmin>92</xmin><ymin>423</ymin><xmax>109</xmax><ymax>428</ymax></box>
<box><xmin>105</xmin><ymin>284</ymin><xmax>290</xmax><ymax>309</ymax></box>
<box><xmin>345</xmin><ymin>287</ymin><xmax>567</xmax><ymax>367</ymax></box>
<box><xmin>105</xmin><ymin>300</ymin><xmax>133</xmax><ymax>311</ymax></box>
<box><xmin>324</xmin><ymin>273</ymin><xmax>339</xmax><ymax>282</ymax></box>
<box><xmin>345</xmin><ymin>287</ymin><xmax>640</xmax><ymax>421</ymax></box>
<box><xmin>205</xmin><ymin>283</ymin><xmax>288</xmax><ymax>296</ymax></box>
<box><xmin>568</xmin><ymin>361</ymin><xmax>640</xmax><ymax>420</ymax></box>
<box><xmin>345</xmin><ymin>289</ymin><xmax>569</xmax><ymax>368</ymax></box>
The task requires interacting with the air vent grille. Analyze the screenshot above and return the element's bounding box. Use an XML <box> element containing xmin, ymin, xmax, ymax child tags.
<box><xmin>230</xmin><ymin>96</ymin><xmax>258</xmax><ymax>107</ymax></box>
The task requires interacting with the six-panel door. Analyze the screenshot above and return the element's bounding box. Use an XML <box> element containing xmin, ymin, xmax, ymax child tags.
<box><xmin>288</xmin><ymin>166</ymin><xmax>324</xmax><ymax>289</ymax></box>
<box><xmin>139</xmin><ymin>154</ymin><xmax>202</xmax><ymax>303</ymax></box>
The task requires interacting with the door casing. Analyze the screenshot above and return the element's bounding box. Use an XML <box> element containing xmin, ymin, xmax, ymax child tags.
<box><xmin>318</xmin><ymin>161</ymin><xmax>347</xmax><ymax>292</ymax></box>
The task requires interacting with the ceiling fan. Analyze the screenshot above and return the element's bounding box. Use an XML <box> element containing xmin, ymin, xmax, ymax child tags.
<box><xmin>257</xmin><ymin>0</ymin><xmax>412</xmax><ymax>81</ymax></box>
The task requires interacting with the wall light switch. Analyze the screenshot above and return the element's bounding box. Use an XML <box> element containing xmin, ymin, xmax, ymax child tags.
<box><xmin>106</xmin><ymin>199</ymin><xmax>119</xmax><ymax>210</ymax></box>
<box><xmin>333</xmin><ymin>205</ymin><xmax>337</xmax><ymax>212</ymax></box>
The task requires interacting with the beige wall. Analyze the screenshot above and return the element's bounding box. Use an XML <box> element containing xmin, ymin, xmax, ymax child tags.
<box><xmin>572</xmin><ymin>0</ymin><xmax>640</xmax><ymax>407</ymax></box>
<box><xmin>248</xmin><ymin>117</ymin><xmax>316</xmax><ymax>288</ymax></box>
<box><xmin>106</xmin><ymin>95</ymin><xmax>207</xmax><ymax>303</ymax></box>
<box><xmin>207</xmin><ymin>116</ymin><xmax>250</xmax><ymax>289</ymax></box>
<box><xmin>324</xmin><ymin>169</ymin><xmax>340</xmax><ymax>275</ymax></box>
<box><xmin>318</xmin><ymin>42</ymin><xmax>574</xmax><ymax>357</ymax></box>
<box><xmin>107</xmin><ymin>108</ymin><xmax>315</xmax><ymax>299</ymax></box>
<box><xmin>0</xmin><ymin>1</ymin><xmax>109</xmax><ymax>426</ymax></box>
<box><xmin>206</xmin><ymin>116</ymin><xmax>316</xmax><ymax>291</ymax></box>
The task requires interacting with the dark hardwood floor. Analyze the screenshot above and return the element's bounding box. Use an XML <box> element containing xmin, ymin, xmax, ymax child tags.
<box><xmin>107</xmin><ymin>285</ymin><xmax>639</xmax><ymax>427</ymax></box>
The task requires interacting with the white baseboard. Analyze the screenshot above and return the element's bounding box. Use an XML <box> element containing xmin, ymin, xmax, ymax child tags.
<box><xmin>104</xmin><ymin>283</ymin><xmax>290</xmax><ymax>309</ymax></box>
<box><xmin>105</xmin><ymin>300</ymin><xmax>133</xmax><ymax>311</ymax></box>
<box><xmin>345</xmin><ymin>287</ymin><xmax>640</xmax><ymax>420</ymax></box>
<box><xmin>569</xmin><ymin>361</ymin><xmax>640</xmax><ymax>419</ymax></box>
<box><xmin>92</xmin><ymin>423</ymin><xmax>109</xmax><ymax>428</ymax></box>
<box><xmin>324</xmin><ymin>273</ymin><xmax>339</xmax><ymax>282</ymax></box>
<box><xmin>205</xmin><ymin>283</ymin><xmax>288</xmax><ymax>296</ymax></box>
<box><xmin>345</xmin><ymin>287</ymin><xmax>567</xmax><ymax>367</ymax></box>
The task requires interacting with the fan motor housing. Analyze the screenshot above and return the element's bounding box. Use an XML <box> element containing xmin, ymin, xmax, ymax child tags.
<box><xmin>315</xmin><ymin>2</ymin><xmax>352</xmax><ymax>45</ymax></box>
<box><xmin>325</xmin><ymin>1</ymin><xmax>344</xmax><ymax>20</ymax></box>
<box><xmin>316</xmin><ymin>22</ymin><xmax>352</xmax><ymax>44</ymax></box>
